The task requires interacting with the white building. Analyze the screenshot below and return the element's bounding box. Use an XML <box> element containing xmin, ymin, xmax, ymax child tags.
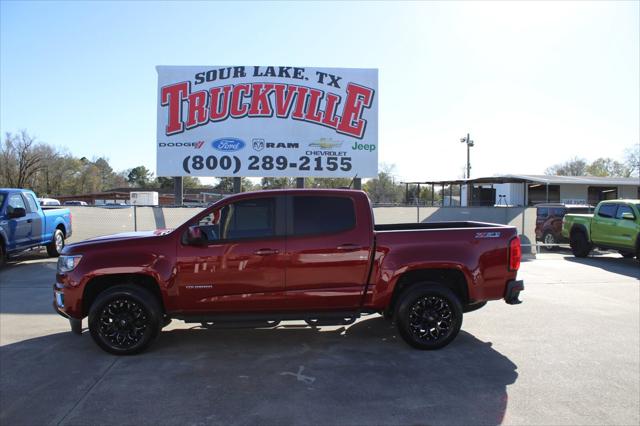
<box><xmin>460</xmin><ymin>175</ymin><xmax>639</xmax><ymax>207</ymax></box>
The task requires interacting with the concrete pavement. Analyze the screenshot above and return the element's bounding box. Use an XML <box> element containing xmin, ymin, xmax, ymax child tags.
<box><xmin>0</xmin><ymin>250</ymin><xmax>638</xmax><ymax>425</ymax></box>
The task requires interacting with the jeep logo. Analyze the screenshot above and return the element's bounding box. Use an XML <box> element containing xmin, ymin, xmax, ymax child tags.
<box><xmin>351</xmin><ymin>142</ymin><xmax>376</xmax><ymax>152</ymax></box>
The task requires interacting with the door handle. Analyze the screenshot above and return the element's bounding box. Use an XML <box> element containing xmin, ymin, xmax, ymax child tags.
<box><xmin>27</xmin><ymin>219</ymin><xmax>32</xmax><ymax>223</ymax></box>
<box><xmin>337</xmin><ymin>244</ymin><xmax>360</xmax><ymax>252</ymax></box>
<box><xmin>254</xmin><ymin>248</ymin><xmax>279</xmax><ymax>256</ymax></box>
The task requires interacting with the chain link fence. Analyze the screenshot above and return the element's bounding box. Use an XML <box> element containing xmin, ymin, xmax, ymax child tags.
<box><xmin>65</xmin><ymin>204</ymin><xmax>538</xmax><ymax>254</ymax></box>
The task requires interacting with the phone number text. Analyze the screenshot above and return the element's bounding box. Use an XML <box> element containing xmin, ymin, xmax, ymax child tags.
<box><xmin>181</xmin><ymin>155</ymin><xmax>352</xmax><ymax>174</ymax></box>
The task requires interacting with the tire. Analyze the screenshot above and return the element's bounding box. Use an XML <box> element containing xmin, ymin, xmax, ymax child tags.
<box><xmin>619</xmin><ymin>251</ymin><xmax>635</xmax><ymax>259</ymax></box>
<box><xmin>0</xmin><ymin>243</ymin><xmax>6</xmax><ymax>268</ymax></box>
<box><xmin>569</xmin><ymin>230</ymin><xmax>591</xmax><ymax>258</ymax></box>
<box><xmin>88</xmin><ymin>285</ymin><xmax>163</xmax><ymax>355</ymax></box>
<box><xmin>541</xmin><ymin>231</ymin><xmax>557</xmax><ymax>251</ymax></box>
<box><xmin>394</xmin><ymin>283</ymin><xmax>463</xmax><ymax>350</ymax></box>
<box><xmin>46</xmin><ymin>229</ymin><xmax>65</xmax><ymax>257</ymax></box>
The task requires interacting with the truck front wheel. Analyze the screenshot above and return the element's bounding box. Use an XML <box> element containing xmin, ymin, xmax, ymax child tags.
<box><xmin>46</xmin><ymin>229</ymin><xmax>65</xmax><ymax>257</ymax></box>
<box><xmin>542</xmin><ymin>231</ymin><xmax>557</xmax><ymax>251</ymax></box>
<box><xmin>88</xmin><ymin>285</ymin><xmax>162</xmax><ymax>355</ymax></box>
<box><xmin>395</xmin><ymin>283</ymin><xmax>463</xmax><ymax>350</ymax></box>
<box><xmin>569</xmin><ymin>231</ymin><xmax>591</xmax><ymax>258</ymax></box>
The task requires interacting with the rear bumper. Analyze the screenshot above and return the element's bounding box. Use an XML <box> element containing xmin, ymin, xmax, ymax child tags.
<box><xmin>504</xmin><ymin>280</ymin><xmax>524</xmax><ymax>305</ymax></box>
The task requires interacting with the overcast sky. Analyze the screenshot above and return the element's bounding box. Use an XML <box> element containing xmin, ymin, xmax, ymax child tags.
<box><xmin>1</xmin><ymin>1</ymin><xmax>638</xmax><ymax>183</ymax></box>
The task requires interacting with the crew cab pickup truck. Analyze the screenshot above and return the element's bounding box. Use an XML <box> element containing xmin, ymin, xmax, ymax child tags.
<box><xmin>0</xmin><ymin>188</ymin><xmax>72</xmax><ymax>266</ymax></box>
<box><xmin>562</xmin><ymin>199</ymin><xmax>640</xmax><ymax>259</ymax></box>
<box><xmin>53</xmin><ymin>189</ymin><xmax>523</xmax><ymax>355</ymax></box>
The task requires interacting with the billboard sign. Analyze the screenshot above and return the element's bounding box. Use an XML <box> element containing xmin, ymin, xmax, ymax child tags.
<box><xmin>156</xmin><ymin>66</ymin><xmax>378</xmax><ymax>178</ymax></box>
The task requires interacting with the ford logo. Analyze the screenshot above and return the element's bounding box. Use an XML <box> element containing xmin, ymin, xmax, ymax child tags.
<box><xmin>211</xmin><ymin>138</ymin><xmax>245</xmax><ymax>152</ymax></box>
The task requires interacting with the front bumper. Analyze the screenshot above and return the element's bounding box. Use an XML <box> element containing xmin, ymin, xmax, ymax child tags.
<box><xmin>504</xmin><ymin>280</ymin><xmax>524</xmax><ymax>305</ymax></box>
<box><xmin>53</xmin><ymin>284</ymin><xmax>82</xmax><ymax>334</ymax></box>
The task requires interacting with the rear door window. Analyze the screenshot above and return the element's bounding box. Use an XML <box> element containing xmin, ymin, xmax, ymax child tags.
<box><xmin>597</xmin><ymin>204</ymin><xmax>617</xmax><ymax>218</ymax></box>
<box><xmin>291</xmin><ymin>196</ymin><xmax>355</xmax><ymax>236</ymax></box>
<box><xmin>25</xmin><ymin>193</ymin><xmax>39</xmax><ymax>213</ymax></box>
<box><xmin>615</xmin><ymin>205</ymin><xmax>635</xmax><ymax>219</ymax></box>
<box><xmin>550</xmin><ymin>208</ymin><xmax>565</xmax><ymax>216</ymax></box>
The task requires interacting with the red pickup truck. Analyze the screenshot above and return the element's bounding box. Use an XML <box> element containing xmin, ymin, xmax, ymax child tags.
<box><xmin>53</xmin><ymin>189</ymin><xmax>523</xmax><ymax>355</ymax></box>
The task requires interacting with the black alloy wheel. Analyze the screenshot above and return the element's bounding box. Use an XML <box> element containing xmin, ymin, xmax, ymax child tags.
<box><xmin>89</xmin><ymin>285</ymin><xmax>162</xmax><ymax>355</ymax></box>
<box><xmin>395</xmin><ymin>283</ymin><xmax>463</xmax><ymax>350</ymax></box>
<box><xmin>99</xmin><ymin>298</ymin><xmax>149</xmax><ymax>349</ymax></box>
<box><xmin>408</xmin><ymin>295</ymin><xmax>454</xmax><ymax>341</ymax></box>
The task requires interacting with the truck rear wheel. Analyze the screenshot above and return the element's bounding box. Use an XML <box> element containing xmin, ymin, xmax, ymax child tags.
<box><xmin>569</xmin><ymin>230</ymin><xmax>591</xmax><ymax>258</ymax></box>
<box><xmin>88</xmin><ymin>285</ymin><xmax>162</xmax><ymax>355</ymax></box>
<box><xmin>394</xmin><ymin>283</ymin><xmax>463</xmax><ymax>350</ymax></box>
<box><xmin>46</xmin><ymin>229</ymin><xmax>65</xmax><ymax>257</ymax></box>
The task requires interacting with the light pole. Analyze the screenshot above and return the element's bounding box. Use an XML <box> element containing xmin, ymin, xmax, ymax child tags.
<box><xmin>460</xmin><ymin>133</ymin><xmax>474</xmax><ymax>179</ymax></box>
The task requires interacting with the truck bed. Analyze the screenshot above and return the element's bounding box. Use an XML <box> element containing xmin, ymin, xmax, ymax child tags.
<box><xmin>374</xmin><ymin>221</ymin><xmax>512</xmax><ymax>232</ymax></box>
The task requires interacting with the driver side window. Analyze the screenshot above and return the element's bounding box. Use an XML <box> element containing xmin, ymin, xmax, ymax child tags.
<box><xmin>196</xmin><ymin>197</ymin><xmax>276</xmax><ymax>242</ymax></box>
<box><xmin>198</xmin><ymin>211</ymin><xmax>221</xmax><ymax>241</ymax></box>
<box><xmin>8</xmin><ymin>193</ymin><xmax>26</xmax><ymax>214</ymax></box>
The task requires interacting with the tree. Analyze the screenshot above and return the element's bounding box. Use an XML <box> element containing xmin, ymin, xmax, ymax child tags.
<box><xmin>307</xmin><ymin>178</ymin><xmax>353</xmax><ymax>188</ymax></box>
<box><xmin>585</xmin><ymin>158</ymin><xmax>631</xmax><ymax>177</ymax></box>
<box><xmin>126</xmin><ymin>166</ymin><xmax>154</xmax><ymax>187</ymax></box>
<box><xmin>155</xmin><ymin>176</ymin><xmax>202</xmax><ymax>190</ymax></box>
<box><xmin>260</xmin><ymin>177</ymin><xmax>296</xmax><ymax>189</ymax></box>
<box><xmin>546</xmin><ymin>154</ymin><xmax>635</xmax><ymax>178</ymax></box>
<box><xmin>545</xmin><ymin>157</ymin><xmax>588</xmax><ymax>176</ymax></box>
<box><xmin>0</xmin><ymin>131</ymin><xmax>46</xmax><ymax>188</ymax></box>
<box><xmin>363</xmin><ymin>164</ymin><xmax>404</xmax><ymax>204</ymax></box>
<box><xmin>624</xmin><ymin>144</ymin><xmax>639</xmax><ymax>177</ymax></box>
<box><xmin>214</xmin><ymin>177</ymin><xmax>254</xmax><ymax>193</ymax></box>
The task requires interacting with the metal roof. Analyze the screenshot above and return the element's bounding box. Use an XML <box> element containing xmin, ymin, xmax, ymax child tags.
<box><xmin>488</xmin><ymin>174</ymin><xmax>640</xmax><ymax>186</ymax></box>
<box><xmin>406</xmin><ymin>175</ymin><xmax>640</xmax><ymax>186</ymax></box>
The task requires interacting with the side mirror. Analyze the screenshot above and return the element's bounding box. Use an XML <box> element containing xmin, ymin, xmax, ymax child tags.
<box><xmin>8</xmin><ymin>207</ymin><xmax>26</xmax><ymax>219</ymax></box>
<box><xmin>185</xmin><ymin>225</ymin><xmax>208</xmax><ymax>247</ymax></box>
<box><xmin>621</xmin><ymin>212</ymin><xmax>635</xmax><ymax>221</ymax></box>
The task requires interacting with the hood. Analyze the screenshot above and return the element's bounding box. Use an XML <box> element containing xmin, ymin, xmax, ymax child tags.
<box><xmin>64</xmin><ymin>229</ymin><xmax>174</xmax><ymax>251</ymax></box>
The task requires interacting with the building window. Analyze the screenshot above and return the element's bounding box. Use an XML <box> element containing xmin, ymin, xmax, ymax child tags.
<box><xmin>588</xmin><ymin>187</ymin><xmax>617</xmax><ymax>205</ymax></box>
<box><xmin>528</xmin><ymin>184</ymin><xmax>560</xmax><ymax>206</ymax></box>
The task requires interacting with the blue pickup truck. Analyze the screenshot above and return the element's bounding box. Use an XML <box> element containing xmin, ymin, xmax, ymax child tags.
<box><xmin>0</xmin><ymin>188</ymin><xmax>73</xmax><ymax>266</ymax></box>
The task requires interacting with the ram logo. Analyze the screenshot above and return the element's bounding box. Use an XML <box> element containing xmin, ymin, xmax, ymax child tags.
<box><xmin>252</xmin><ymin>138</ymin><xmax>265</xmax><ymax>151</ymax></box>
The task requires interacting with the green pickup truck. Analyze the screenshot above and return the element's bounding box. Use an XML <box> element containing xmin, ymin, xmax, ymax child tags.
<box><xmin>562</xmin><ymin>199</ymin><xmax>640</xmax><ymax>259</ymax></box>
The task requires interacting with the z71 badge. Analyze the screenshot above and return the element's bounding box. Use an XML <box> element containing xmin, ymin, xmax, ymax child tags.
<box><xmin>475</xmin><ymin>232</ymin><xmax>501</xmax><ymax>239</ymax></box>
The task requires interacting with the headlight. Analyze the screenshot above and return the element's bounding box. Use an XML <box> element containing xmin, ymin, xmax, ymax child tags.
<box><xmin>57</xmin><ymin>255</ymin><xmax>82</xmax><ymax>273</ymax></box>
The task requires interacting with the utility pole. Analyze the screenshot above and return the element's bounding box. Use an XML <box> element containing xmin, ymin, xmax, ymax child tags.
<box><xmin>460</xmin><ymin>133</ymin><xmax>474</xmax><ymax>179</ymax></box>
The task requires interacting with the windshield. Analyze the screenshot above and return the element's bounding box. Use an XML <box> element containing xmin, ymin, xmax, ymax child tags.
<box><xmin>0</xmin><ymin>193</ymin><xmax>5</xmax><ymax>208</ymax></box>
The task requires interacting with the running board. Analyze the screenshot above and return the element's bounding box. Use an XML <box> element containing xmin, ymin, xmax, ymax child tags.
<box><xmin>178</xmin><ymin>311</ymin><xmax>361</xmax><ymax>327</ymax></box>
<box><xmin>199</xmin><ymin>320</ymin><xmax>281</xmax><ymax>329</ymax></box>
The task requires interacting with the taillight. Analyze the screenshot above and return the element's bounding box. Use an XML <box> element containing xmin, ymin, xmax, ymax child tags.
<box><xmin>509</xmin><ymin>236</ymin><xmax>521</xmax><ymax>271</ymax></box>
